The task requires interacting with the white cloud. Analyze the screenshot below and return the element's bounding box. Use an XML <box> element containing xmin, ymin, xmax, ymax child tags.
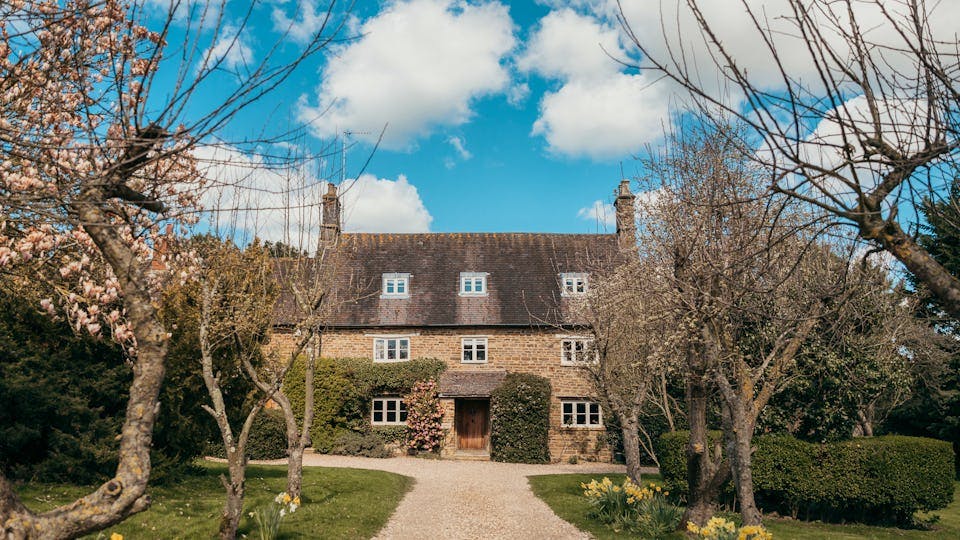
<box><xmin>577</xmin><ymin>200</ymin><xmax>615</xmax><ymax>228</ymax></box>
<box><xmin>525</xmin><ymin>0</ymin><xmax>960</xmax><ymax>160</ymax></box>
<box><xmin>199</xmin><ymin>24</ymin><xmax>254</xmax><ymax>73</ymax></box>
<box><xmin>517</xmin><ymin>8</ymin><xmax>624</xmax><ymax>81</ymax></box>
<box><xmin>340</xmin><ymin>174</ymin><xmax>433</xmax><ymax>232</ymax></box>
<box><xmin>299</xmin><ymin>0</ymin><xmax>516</xmax><ymax>149</ymax></box>
<box><xmin>775</xmin><ymin>95</ymin><xmax>936</xmax><ymax>210</ymax></box>
<box><xmin>271</xmin><ymin>0</ymin><xmax>331</xmax><ymax>44</ymax></box>
<box><xmin>616</xmin><ymin>0</ymin><xmax>960</xmax><ymax>98</ymax></box>
<box><xmin>447</xmin><ymin>136</ymin><xmax>472</xmax><ymax>160</ymax></box>
<box><xmin>193</xmin><ymin>144</ymin><xmax>325</xmax><ymax>250</ymax></box>
<box><xmin>144</xmin><ymin>0</ymin><xmax>225</xmax><ymax>30</ymax></box>
<box><xmin>193</xmin><ymin>147</ymin><xmax>433</xmax><ymax>249</ymax></box>
<box><xmin>531</xmin><ymin>76</ymin><xmax>672</xmax><ymax>159</ymax></box>
<box><xmin>519</xmin><ymin>8</ymin><xmax>672</xmax><ymax>159</ymax></box>
<box><xmin>506</xmin><ymin>82</ymin><xmax>530</xmax><ymax>107</ymax></box>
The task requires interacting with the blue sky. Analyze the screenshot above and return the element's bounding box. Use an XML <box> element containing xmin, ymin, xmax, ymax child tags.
<box><xmin>141</xmin><ymin>0</ymin><xmax>959</xmax><ymax>243</ymax></box>
<box><xmin>144</xmin><ymin>0</ymin><xmax>675</xmax><ymax>238</ymax></box>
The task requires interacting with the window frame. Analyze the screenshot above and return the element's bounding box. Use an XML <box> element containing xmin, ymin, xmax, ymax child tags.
<box><xmin>559</xmin><ymin>272</ymin><xmax>589</xmax><ymax>296</ymax></box>
<box><xmin>373</xmin><ymin>337</ymin><xmax>411</xmax><ymax>363</ymax></box>
<box><xmin>560</xmin><ymin>337</ymin><xmax>597</xmax><ymax>366</ymax></box>
<box><xmin>461</xmin><ymin>336</ymin><xmax>489</xmax><ymax>364</ymax></box>
<box><xmin>458</xmin><ymin>272</ymin><xmax>488</xmax><ymax>296</ymax></box>
<box><xmin>371</xmin><ymin>397</ymin><xmax>408</xmax><ymax>425</ymax></box>
<box><xmin>381</xmin><ymin>272</ymin><xmax>411</xmax><ymax>298</ymax></box>
<box><xmin>561</xmin><ymin>399</ymin><xmax>603</xmax><ymax>428</ymax></box>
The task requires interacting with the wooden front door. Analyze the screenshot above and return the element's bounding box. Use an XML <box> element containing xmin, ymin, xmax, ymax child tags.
<box><xmin>456</xmin><ymin>399</ymin><xmax>490</xmax><ymax>450</ymax></box>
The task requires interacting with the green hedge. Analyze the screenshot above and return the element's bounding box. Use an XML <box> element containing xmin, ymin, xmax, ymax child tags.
<box><xmin>657</xmin><ymin>431</ymin><xmax>955</xmax><ymax>524</ymax></box>
<box><xmin>490</xmin><ymin>373</ymin><xmax>551</xmax><ymax>463</ymax></box>
<box><xmin>206</xmin><ymin>408</ymin><xmax>289</xmax><ymax>460</ymax></box>
<box><xmin>246</xmin><ymin>409</ymin><xmax>289</xmax><ymax>460</ymax></box>
<box><xmin>283</xmin><ymin>357</ymin><xmax>446</xmax><ymax>452</ymax></box>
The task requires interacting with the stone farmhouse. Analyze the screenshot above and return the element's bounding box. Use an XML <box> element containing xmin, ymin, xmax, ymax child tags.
<box><xmin>272</xmin><ymin>181</ymin><xmax>637</xmax><ymax>461</ymax></box>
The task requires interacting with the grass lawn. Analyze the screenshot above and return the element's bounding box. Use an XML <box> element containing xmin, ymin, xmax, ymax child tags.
<box><xmin>15</xmin><ymin>462</ymin><xmax>412</xmax><ymax>539</ymax></box>
<box><xmin>528</xmin><ymin>473</ymin><xmax>960</xmax><ymax>540</ymax></box>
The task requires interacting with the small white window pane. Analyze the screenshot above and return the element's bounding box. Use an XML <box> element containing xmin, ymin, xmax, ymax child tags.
<box><xmin>399</xmin><ymin>339</ymin><xmax>409</xmax><ymax>359</ymax></box>
<box><xmin>476</xmin><ymin>344</ymin><xmax>485</xmax><ymax>361</ymax></box>
<box><xmin>397</xmin><ymin>280</ymin><xmax>406</xmax><ymax>293</ymax></box>
<box><xmin>463</xmin><ymin>347</ymin><xmax>473</xmax><ymax>361</ymax></box>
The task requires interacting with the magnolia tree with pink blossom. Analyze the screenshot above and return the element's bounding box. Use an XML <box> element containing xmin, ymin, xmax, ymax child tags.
<box><xmin>0</xmin><ymin>1</ymin><xmax>344</xmax><ymax>537</ymax></box>
<box><xmin>404</xmin><ymin>379</ymin><xmax>445</xmax><ymax>453</ymax></box>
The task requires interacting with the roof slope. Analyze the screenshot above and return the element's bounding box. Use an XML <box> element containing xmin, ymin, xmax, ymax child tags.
<box><xmin>275</xmin><ymin>232</ymin><xmax>617</xmax><ymax>327</ymax></box>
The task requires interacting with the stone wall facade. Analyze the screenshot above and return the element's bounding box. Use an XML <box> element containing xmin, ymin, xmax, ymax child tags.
<box><xmin>270</xmin><ymin>326</ymin><xmax>612</xmax><ymax>462</ymax></box>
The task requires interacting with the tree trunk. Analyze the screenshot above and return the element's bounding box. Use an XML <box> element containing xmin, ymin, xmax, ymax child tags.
<box><xmin>286</xmin><ymin>444</ymin><xmax>305</xmax><ymax>498</ymax></box>
<box><xmin>619</xmin><ymin>413</ymin><xmax>644</xmax><ymax>484</ymax></box>
<box><xmin>682</xmin><ymin>362</ymin><xmax>729</xmax><ymax>527</ymax></box>
<box><xmin>853</xmin><ymin>408</ymin><xmax>874</xmax><ymax>437</ymax></box>
<box><xmin>723</xmin><ymin>406</ymin><xmax>762</xmax><ymax>526</ymax></box>
<box><xmin>272</xmin><ymin>388</ymin><xmax>307</xmax><ymax>500</ymax></box>
<box><xmin>218</xmin><ymin>457</ymin><xmax>246</xmax><ymax>540</ymax></box>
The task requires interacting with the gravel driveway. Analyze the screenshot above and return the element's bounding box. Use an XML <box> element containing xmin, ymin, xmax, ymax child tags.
<box><xmin>294</xmin><ymin>453</ymin><xmax>633</xmax><ymax>539</ymax></box>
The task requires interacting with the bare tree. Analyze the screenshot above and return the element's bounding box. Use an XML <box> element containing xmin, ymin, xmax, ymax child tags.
<box><xmin>264</xmin><ymin>238</ymin><xmax>343</xmax><ymax>501</ymax></box>
<box><xmin>180</xmin><ymin>239</ymin><xmax>279</xmax><ymax>540</ymax></box>
<box><xmin>0</xmin><ymin>1</ymin><xmax>346</xmax><ymax>537</ymax></box>
<box><xmin>639</xmin><ymin>125</ymin><xmax>846</xmax><ymax>526</ymax></box>
<box><xmin>576</xmin><ymin>258</ymin><xmax>679</xmax><ymax>482</ymax></box>
<box><xmin>620</xmin><ymin>0</ymin><xmax>960</xmax><ymax>317</ymax></box>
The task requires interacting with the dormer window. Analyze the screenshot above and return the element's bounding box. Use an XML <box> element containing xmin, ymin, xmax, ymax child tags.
<box><xmin>382</xmin><ymin>273</ymin><xmax>410</xmax><ymax>298</ymax></box>
<box><xmin>560</xmin><ymin>272</ymin><xmax>588</xmax><ymax>296</ymax></box>
<box><xmin>459</xmin><ymin>272</ymin><xmax>488</xmax><ymax>296</ymax></box>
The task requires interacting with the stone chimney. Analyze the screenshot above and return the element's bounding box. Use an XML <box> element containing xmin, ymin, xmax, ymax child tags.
<box><xmin>320</xmin><ymin>182</ymin><xmax>341</xmax><ymax>248</ymax></box>
<box><xmin>614</xmin><ymin>179</ymin><xmax>637</xmax><ymax>252</ymax></box>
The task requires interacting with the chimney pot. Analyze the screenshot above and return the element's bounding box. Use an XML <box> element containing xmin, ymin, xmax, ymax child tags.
<box><xmin>320</xmin><ymin>183</ymin><xmax>341</xmax><ymax>249</ymax></box>
<box><xmin>614</xmin><ymin>179</ymin><xmax>637</xmax><ymax>252</ymax></box>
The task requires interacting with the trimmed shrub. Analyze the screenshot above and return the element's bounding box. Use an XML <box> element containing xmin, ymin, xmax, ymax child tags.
<box><xmin>657</xmin><ymin>431</ymin><xmax>956</xmax><ymax>525</ymax></box>
<box><xmin>490</xmin><ymin>373</ymin><xmax>551</xmax><ymax>463</ymax></box>
<box><xmin>283</xmin><ymin>357</ymin><xmax>446</xmax><ymax>452</ymax></box>
<box><xmin>245</xmin><ymin>409</ymin><xmax>288</xmax><ymax>460</ymax></box>
<box><xmin>330</xmin><ymin>431</ymin><xmax>392</xmax><ymax>458</ymax></box>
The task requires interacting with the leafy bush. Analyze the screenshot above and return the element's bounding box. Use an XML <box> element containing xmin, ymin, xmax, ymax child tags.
<box><xmin>581</xmin><ymin>477</ymin><xmax>681</xmax><ymax>536</ymax></box>
<box><xmin>0</xmin><ymin>294</ymin><xmax>129</xmax><ymax>483</ymax></box>
<box><xmin>657</xmin><ymin>431</ymin><xmax>956</xmax><ymax>525</ymax></box>
<box><xmin>404</xmin><ymin>379</ymin><xmax>444</xmax><ymax>453</ymax></box>
<box><xmin>330</xmin><ymin>431</ymin><xmax>392</xmax><ymax>458</ymax></box>
<box><xmin>490</xmin><ymin>373</ymin><xmax>551</xmax><ymax>463</ymax></box>
<box><xmin>245</xmin><ymin>409</ymin><xmax>288</xmax><ymax>460</ymax></box>
<box><xmin>373</xmin><ymin>426</ymin><xmax>407</xmax><ymax>445</ymax></box>
<box><xmin>283</xmin><ymin>357</ymin><xmax>446</xmax><ymax>453</ymax></box>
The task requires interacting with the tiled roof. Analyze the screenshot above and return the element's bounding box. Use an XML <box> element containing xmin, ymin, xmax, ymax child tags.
<box><xmin>274</xmin><ymin>232</ymin><xmax>618</xmax><ymax>327</ymax></box>
<box><xmin>438</xmin><ymin>370</ymin><xmax>508</xmax><ymax>397</ymax></box>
